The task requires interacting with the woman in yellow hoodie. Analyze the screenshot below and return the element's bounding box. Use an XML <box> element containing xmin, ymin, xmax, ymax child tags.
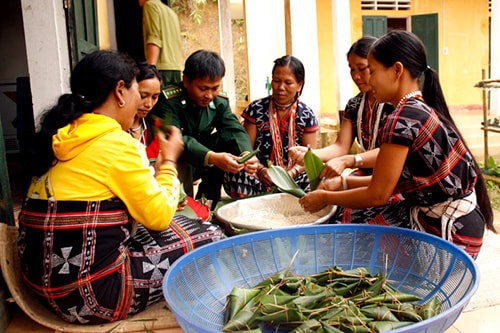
<box><xmin>18</xmin><ymin>50</ymin><xmax>223</xmax><ymax>324</ymax></box>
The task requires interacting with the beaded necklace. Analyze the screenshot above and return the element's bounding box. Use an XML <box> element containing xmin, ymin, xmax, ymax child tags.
<box><xmin>128</xmin><ymin>118</ymin><xmax>146</xmax><ymax>145</ymax></box>
<box><xmin>269</xmin><ymin>99</ymin><xmax>298</xmax><ymax>168</ymax></box>
<box><xmin>396</xmin><ymin>90</ymin><xmax>422</xmax><ymax>109</ymax></box>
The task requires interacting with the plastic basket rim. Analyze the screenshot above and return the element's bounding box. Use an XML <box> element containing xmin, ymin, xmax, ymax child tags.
<box><xmin>163</xmin><ymin>224</ymin><xmax>480</xmax><ymax>333</ymax></box>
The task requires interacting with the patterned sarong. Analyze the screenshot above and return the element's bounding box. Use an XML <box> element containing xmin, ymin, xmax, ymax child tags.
<box><xmin>18</xmin><ymin>198</ymin><xmax>223</xmax><ymax>324</ymax></box>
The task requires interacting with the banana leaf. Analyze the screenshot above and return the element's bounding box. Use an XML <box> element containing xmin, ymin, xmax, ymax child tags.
<box><xmin>225</xmin><ymin>287</ymin><xmax>262</xmax><ymax>322</ymax></box>
<box><xmin>416</xmin><ymin>296</ymin><xmax>442</xmax><ymax>320</ymax></box>
<box><xmin>304</xmin><ymin>147</ymin><xmax>325</xmax><ymax>190</ymax></box>
<box><xmin>281</xmin><ymin>276</ymin><xmax>308</xmax><ymax>294</ymax></box>
<box><xmin>223</xmin><ymin>289</ymin><xmax>268</xmax><ymax>331</ymax></box>
<box><xmin>257</xmin><ymin>301</ymin><xmax>305</xmax><ymax>323</ymax></box>
<box><xmin>349</xmin><ymin>273</ymin><xmax>386</xmax><ymax>303</ymax></box>
<box><xmin>318</xmin><ymin>321</ymin><xmax>345</xmax><ymax>333</ymax></box>
<box><xmin>224</xmin><ymin>266</ymin><xmax>437</xmax><ymax>332</ymax></box>
<box><xmin>313</xmin><ymin>266</ymin><xmax>371</xmax><ymax>286</ymax></box>
<box><xmin>290</xmin><ymin>319</ymin><xmax>322</xmax><ymax>332</ymax></box>
<box><xmin>267</xmin><ymin>162</ymin><xmax>306</xmax><ymax>198</ymax></box>
<box><xmin>253</xmin><ymin>271</ymin><xmax>287</xmax><ymax>289</ymax></box>
<box><xmin>339</xmin><ymin>322</ymin><xmax>371</xmax><ymax>332</ymax></box>
<box><xmin>330</xmin><ymin>281</ymin><xmax>364</xmax><ymax>297</ymax></box>
<box><xmin>260</xmin><ymin>294</ymin><xmax>298</xmax><ymax>307</ymax></box>
<box><xmin>178</xmin><ymin>183</ymin><xmax>187</xmax><ymax>204</ymax></box>
<box><xmin>292</xmin><ymin>290</ymin><xmax>334</xmax><ymax>310</ymax></box>
<box><xmin>360</xmin><ymin>304</ymin><xmax>400</xmax><ymax>322</ymax></box>
<box><xmin>365</xmin><ymin>291</ymin><xmax>422</xmax><ymax>304</ymax></box>
<box><xmin>386</xmin><ymin>303</ymin><xmax>423</xmax><ymax>322</ymax></box>
<box><xmin>319</xmin><ymin>299</ymin><xmax>362</xmax><ymax>321</ymax></box>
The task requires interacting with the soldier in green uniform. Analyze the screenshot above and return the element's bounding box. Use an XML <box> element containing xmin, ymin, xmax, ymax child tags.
<box><xmin>155</xmin><ymin>50</ymin><xmax>259</xmax><ymax>207</ymax></box>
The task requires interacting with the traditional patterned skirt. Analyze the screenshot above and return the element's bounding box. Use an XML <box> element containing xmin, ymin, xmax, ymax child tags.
<box><xmin>332</xmin><ymin>196</ymin><xmax>484</xmax><ymax>259</ymax></box>
<box><xmin>18</xmin><ymin>198</ymin><xmax>223</xmax><ymax>324</ymax></box>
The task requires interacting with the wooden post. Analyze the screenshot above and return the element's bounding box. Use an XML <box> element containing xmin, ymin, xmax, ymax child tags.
<box><xmin>0</xmin><ymin>115</ymin><xmax>15</xmax><ymax>226</ymax></box>
<box><xmin>482</xmin><ymin>68</ymin><xmax>489</xmax><ymax>166</ymax></box>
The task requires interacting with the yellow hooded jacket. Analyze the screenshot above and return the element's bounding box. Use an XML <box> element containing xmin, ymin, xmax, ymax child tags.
<box><xmin>27</xmin><ymin>113</ymin><xmax>179</xmax><ymax>231</ymax></box>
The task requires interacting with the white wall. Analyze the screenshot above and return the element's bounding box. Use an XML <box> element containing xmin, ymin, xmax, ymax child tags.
<box><xmin>332</xmin><ymin>0</ymin><xmax>352</xmax><ymax>111</ymax></box>
<box><xmin>289</xmin><ymin>0</ymin><xmax>320</xmax><ymax>116</ymax></box>
<box><xmin>491</xmin><ymin>0</ymin><xmax>500</xmax><ymax>115</ymax></box>
<box><xmin>20</xmin><ymin>0</ymin><xmax>71</xmax><ymax>125</ymax></box>
<box><xmin>244</xmin><ymin>0</ymin><xmax>286</xmax><ymax>100</ymax></box>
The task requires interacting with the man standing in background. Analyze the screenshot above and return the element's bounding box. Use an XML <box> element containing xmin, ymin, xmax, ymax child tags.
<box><xmin>139</xmin><ymin>0</ymin><xmax>183</xmax><ymax>87</ymax></box>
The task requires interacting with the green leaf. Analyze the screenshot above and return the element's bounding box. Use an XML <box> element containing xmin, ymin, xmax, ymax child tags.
<box><xmin>178</xmin><ymin>183</ymin><xmax>187</xmax><ymax>203</ymax></box>
<box><xmin>304</xmin><ymin>147</ymin><xmax>324</xmax><ymax>190</ymax></box>
<box><xmin>237</xmin><ymin>148</ymin><xmax>260</xmax><ymax>164</ymax></box>
<box><xmin>150</xmin><ymin>113</ymin><xmax>172</xmax><ymax>134</ymax></box>
<box><xmin>267</xmin><ymin>162</ymin><xmax>306</xmax><ymax>198</ymax></box>
<box><xmin>487</xmin><ymin>155</ymin><xmax>498</xmax><ymax>169</ymax></box>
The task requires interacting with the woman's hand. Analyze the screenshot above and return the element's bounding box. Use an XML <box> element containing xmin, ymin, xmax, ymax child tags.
<box><xmin>158</xmin><ymin>126</ymin><xmax>184</xmax><ymax>163</ymax></box>
<box><xmin>176</xmin><ymin>197</ymin><xmax>187</xmax><ymax>211</ymax></box>
<box><xmin>243</xmin><ymin>156</ymin><xmax>260</xmax><ymax>176</ymax></box>
<box><xmin>286</xmin><ymin>165</ymin><xmax>302</xmax><ymax>179</ymax></box>
<box><xmin>257</xmin><ymin>167</ymin><xmax>274</xmax><ymax>187</ymax></box>
<box><xmin>288</xmin><ymin>146</ymin><xmax>308</xmax><ymax>166</ymax></box>
<box><xmin>317</xmin><ymin>176</ymin><xmax>342</xmax><ymax>191</ymax></box>
<box><xmin>320</xmin><ymin>156</ymin><xmax>349</xmax><ymax>178</ymax></box>
<box><xmin>299</xmin><ymin>190</ymin><xmax>329</xmax><ymax>213</ymax></box>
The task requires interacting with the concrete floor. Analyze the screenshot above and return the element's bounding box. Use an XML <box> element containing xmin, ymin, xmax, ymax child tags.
<box><xmin>4</xmin><ymin>108</ymin><xmax>500</xmax><ymax>332</ymax></box>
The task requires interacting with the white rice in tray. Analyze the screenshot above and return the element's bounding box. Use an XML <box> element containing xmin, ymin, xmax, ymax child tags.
<box><xmin>216</xmin><ymin>193</ymin><xmax>336</xmax><ymax>230</ymax></box>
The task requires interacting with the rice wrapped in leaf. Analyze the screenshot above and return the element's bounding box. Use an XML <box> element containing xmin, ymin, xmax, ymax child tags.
<box><xmin>225</xmin><ymin>287</ymin><xmax>262</xmax><ymax>323</ymax></box>
<box><xmin>365</xmin><ymin>291</ymin><xmax>421</xmax><ymax>304</ymax></box>
<box><xmin>360</xmin><ymin>304</ymin><xmax>400</xmax><ymax>322</ymax></box>
<box><xmin>416</xmin><ymin>296</ymin><xmax>442</xmax><ymax>320</ymax></box>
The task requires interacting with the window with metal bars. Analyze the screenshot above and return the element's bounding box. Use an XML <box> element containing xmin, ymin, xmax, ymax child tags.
<box><xmin>361</xmin><ymin>0</ymin><xmax>411</xmax><ymax>11</ymax></box>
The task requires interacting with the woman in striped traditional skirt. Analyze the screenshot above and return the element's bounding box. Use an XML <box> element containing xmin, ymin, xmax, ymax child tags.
<box><xmin>18</xmin><ymin>50</ymin><xmax>223</xmax><ymax>324</ymax></box>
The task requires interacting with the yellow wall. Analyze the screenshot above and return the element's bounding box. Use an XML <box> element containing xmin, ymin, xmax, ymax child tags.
<box><xmin>318</xmin><ymin>0</ymin><xmax>490</xmax><ymax>116</ymax></box>
<box><xmin>96</xmin><ymin>0</ymin><xmax>111</xmax><ymax>50</ymax></box>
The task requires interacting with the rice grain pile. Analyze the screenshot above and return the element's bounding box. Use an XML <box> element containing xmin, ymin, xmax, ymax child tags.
<box><xmin>216</xmin><ymin>193</ymin><xmax>335</xmax><ymax>230</ymax></box>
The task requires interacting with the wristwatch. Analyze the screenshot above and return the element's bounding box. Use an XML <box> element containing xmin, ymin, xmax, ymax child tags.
<box><xmin>354</xmin><ymin>154</ymin><xmax>363</xmax><ymax>168</ymax></box>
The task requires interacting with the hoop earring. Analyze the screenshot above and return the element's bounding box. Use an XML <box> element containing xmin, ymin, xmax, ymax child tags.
<box><xmin>118</xmin><ymin>100</ymin><xmax>126</xmax><ymax>108</ymax></box>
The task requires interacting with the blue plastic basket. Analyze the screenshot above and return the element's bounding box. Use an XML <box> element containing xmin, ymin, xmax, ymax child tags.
<box><xmin>163</xmin><ymin>225</ymin><xmax>479</xmax><ymax>333</ymax></box>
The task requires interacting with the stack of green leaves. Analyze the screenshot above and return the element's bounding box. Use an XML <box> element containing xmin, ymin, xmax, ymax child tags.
<box><xmin>222</xmin><ymin>266</ymin><xmax>441</xmax><ymax>333</ymax></box>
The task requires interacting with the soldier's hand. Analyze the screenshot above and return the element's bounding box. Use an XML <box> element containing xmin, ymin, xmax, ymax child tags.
<box><xmin>209</xmin><ymin>152</ymin><xmax>245</xmax><ymax>173</ymax></box>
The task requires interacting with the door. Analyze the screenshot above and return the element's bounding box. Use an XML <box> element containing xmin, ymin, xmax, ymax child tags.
<box><xmin>65</xmin><ymin>0</ymin><xmax>99</xmax><ymax>68</ymax></box>
<box><xmin>362</xmin><ymin>16</ymin><xmax>387</xmax><ymax>37</ymax></box>
<box><xmin>411</xmin><ymin>14</ymin><xmax>439</xmax><ymax>72</ymax></box>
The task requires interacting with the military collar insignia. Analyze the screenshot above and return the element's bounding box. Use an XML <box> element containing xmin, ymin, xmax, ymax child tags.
<box><xmin>162</xmin><ymin>86</ymin><xmax>183</xmax><ymax>100</ymax></box>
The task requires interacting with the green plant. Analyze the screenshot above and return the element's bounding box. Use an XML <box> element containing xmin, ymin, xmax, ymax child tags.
<box><xmin>171</xmin><ymin>0</ymin><xmax>217</xmax><ymax>24</ymax></box>
<box><xmin>481</xmin><ymin>156</ymin><xmax>500</xmax><ymax>176</ymax></box>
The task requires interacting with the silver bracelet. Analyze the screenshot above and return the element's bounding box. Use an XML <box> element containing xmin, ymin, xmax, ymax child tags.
<box><xmin>354</xmin><ymin>154</ymin><xmax>363</xmax><ymax>168</ymax></box>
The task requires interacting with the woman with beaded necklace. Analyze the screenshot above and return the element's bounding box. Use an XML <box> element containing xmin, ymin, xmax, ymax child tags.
<box><xmin>290</xmin><ymin>36</ymin><xmax>398</xmax><ymax>224</ymax></box>
<box><xmin>129</xmin><ymin>62</ymin><xmax>211</xmax><ymax>220</ymax></box>
<box><xmin>128</xmin><ymin>62</ymin><xmax>162</xmax><ymax>167</ymax></box>
<box><xmin>299</xmin><ymin>30</ymin><xmax>495</xmax><ymax>259</ymax></box>
<box><xmin>290</xmin><ymin>36</ymin><xmax>393</xmax><ymax>179</ymax></box>
<box><xmin>223</xmin><ymin>55</ymin><xmax>319</xmax><ymax>197</ymax></box>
